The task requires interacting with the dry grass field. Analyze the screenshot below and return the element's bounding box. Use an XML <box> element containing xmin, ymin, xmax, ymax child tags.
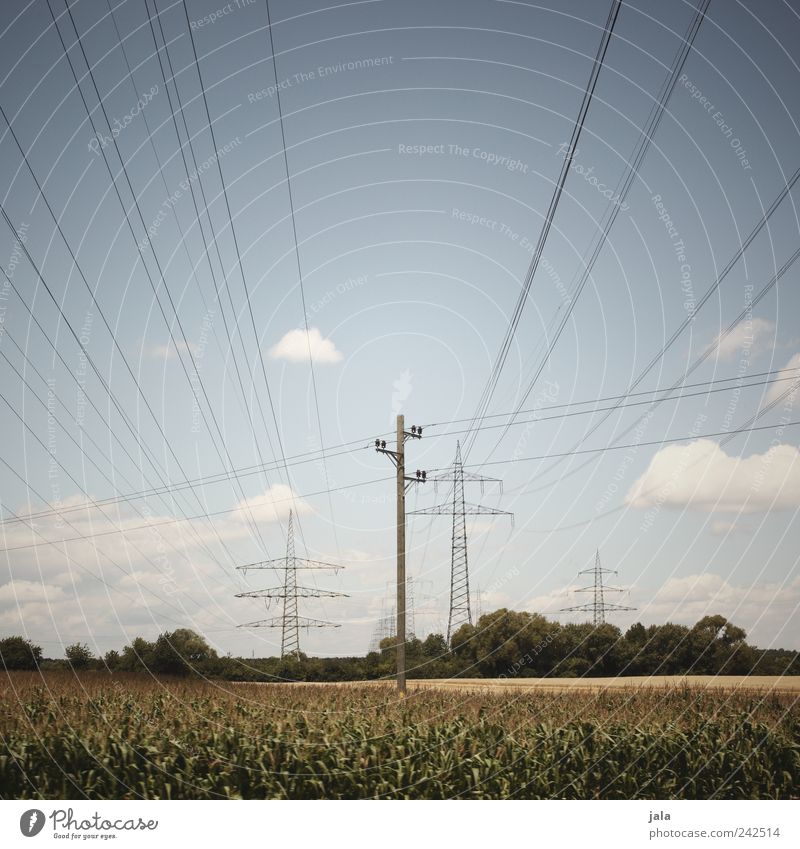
<box><xmin>1</xmin><ymin>671</ymin><xmax>798</xmax><ymax>799</ymax></box>
<box><xmin>404</xmin><ymin>675</ymin><xmax>800</xmax><ymax>693</ymax></box>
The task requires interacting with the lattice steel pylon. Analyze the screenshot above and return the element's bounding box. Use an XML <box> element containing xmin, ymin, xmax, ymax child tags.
<box><xmin>410</xmin><ymin>441</ymin><xmax>512</xmax><ymax>644</ymax></box>
<box><xmin>560</xmin><ymin>550</ymin><xmax>635</xmax><ymax>625</ymax></box>
<box><xmin>235</xmin><ymin>511</ymin><xmax>347</xmax><ymax>657</ymax></box>
<box><xmin>368</xmin><ymin>600</ymin><xmax>395</xmax><ymax>653</ymax></box>
<box><xmin>368</xmin><ymin>576</ymin><xmax>417</xmax><ymax>652</ymax></box>
<box><xmin>406</xmin><ymin>576</ymin><xmax>416</xmax><ymax>640</ymax></box>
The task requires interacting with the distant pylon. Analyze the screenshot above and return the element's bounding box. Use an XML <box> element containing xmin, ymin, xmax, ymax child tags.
<box><xmin>560</xmin><ymin>550</ymin><xmax>635</xmax><ymax>625</ymax></box>
<box><xmin>236</xmin><ymin>511</ymin><xmax>348</xmax><ymax>657</ymax></box>
<box><xmin>368</xmin><ymin>577</ymin><xmax>416</xmax><ymax>652</ymax></box>
<box><xmin>406</xmin><ymin>576</ymin><xmax>416</xmax><ymax>640</ymax></box>
<box><xmin>410</xmin><ymin>441</ymin><xmax>512</xmax><ymax>644</ymax></box>
<box><xmin>368</xmin><ymin>600</ymin><xmax>395</xmax><ymax>652</ymax></box>
<box><xmin>368</xmin><ymin>603</ymin><xmax>386</xmax><ymax>653</ymax></box>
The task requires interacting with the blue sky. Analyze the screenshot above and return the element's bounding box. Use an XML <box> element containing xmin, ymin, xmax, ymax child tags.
<box><xmin>0</xmin><ymin>0</ymin><xmax>798</xmax><ymax>657</ymax></box>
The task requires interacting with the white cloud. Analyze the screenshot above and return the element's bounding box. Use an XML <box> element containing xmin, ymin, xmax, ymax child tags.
<box><xmin>0</xmin><ymin>488</ymin><xmax>338</xmax><ymax>655</ymax></box>
<box><xmin>625</xmin><ymin>439</ymin><xmax>800</xmax><ymax>513</ymax></box>
<box><xmin>709</xmin><ymin>519</ymin><xmax>753</xmax><ymax>537</ymax></box>
<box><xmin>232</xmin><ymin>484</ymin><xmax>310</xmax><ymax>524</ymax></box>
<box><xmin>146</xmin><ymin>340</ymin><xmax>198</xmax><ymax>361</ymax></box>
<box><xmin>522</xmin><ymin>584</ymin><xmax>581</xmax><ymax>616</ymax></box>
<box><xmin>0</xmin><ymin>580</ymin><xmax>66</xmax><ymax>605</ymax></box>
<box><xmin>766</xmin><ymin>352</ymin><xmax>800</xmax><ymax>405</ymax></box>
<box><xmin>268</xmin><ymin>327</ymin><xmax>343</xmax><ymax>364</ymax></box>
<box><xmin>707</xmin><ymin>317</ymin><xmax>775</xmax><ymax>362</ymax></box>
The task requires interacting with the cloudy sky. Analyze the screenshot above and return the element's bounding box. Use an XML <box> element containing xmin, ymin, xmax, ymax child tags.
<box><xmin>0</xmin><ymin>0</ymin><xmax>798</xmax><ymax>659</ymax></box>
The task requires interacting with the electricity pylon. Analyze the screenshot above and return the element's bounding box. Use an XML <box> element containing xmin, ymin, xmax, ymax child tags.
<box><xmin>368</xmin><ymin>603</ymin><xmax>392</xmax><ymax>653</ymax></box>
<box><xmin>409</xmin><ymin>441</ymin><xmax>512</xmax><ymax>644</ymax></box>
<box><xmin>236</xmin><ymin>510</ymin><xmax>347</xmax><ymax>657</ymax></box>
<box><xmin>368</xmin><ymin>577</ymin><xmax>418</xmax><ymax>653</ymax></box>
<box><xmin>560</xmin><ymin>550</ymin><xmax>635</xmax><ymax>625</ymax></box>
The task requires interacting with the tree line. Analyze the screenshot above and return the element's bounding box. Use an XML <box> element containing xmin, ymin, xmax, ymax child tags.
<box><xmin>1</xmin><ymin>610</ymin><xmax>797</xmax><ymax>680</ymax></box>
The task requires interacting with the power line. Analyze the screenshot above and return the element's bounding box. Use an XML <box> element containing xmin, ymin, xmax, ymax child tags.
<box><xmin>0</xmin><ymin>204</ymin><xmax>243</xmax><ymax>576</ymax></box>
<box><xmin>0</xmin><ymin>474</ymin><xmax>394</xmax><ymax>554</ymax></box>
<box><xmin>3</xmin><ymin>410</ymin><xmax>786</xmax><ymax>612</ymax></box>
<box><xmin>508</xmin><ymin>230</ymin><xmax>800</xmax><ymax>497</ymax></box>
<box><xmin>517</xmin><ymin>377</ymin><xmax>800</xmax><ymax>529</ymax></box>
<box><xmin>0</xmin><ymin>438</ymin><xmax>376</xmax><ymax>527</ymax></box>
<box><xmin>461</xmin><ymin>0</ymin><xmax>622</xmax><ymax>460</ymax></box>
<box><xmin>0</xmin><ymin>77</ymin><xmax>247</xmax><ymax>576</ymax></box>
<box><xmin>145</xmin><ymin>0</ymin><xmax>288</xmax><ymax>519</ymax></box>
<box><xmin>0</xmin><ymin>265</ymin><xmax>250</xmax><ymax>577</ymax></box>
<box><xmin>425</xmin><ymin>366</ymin><xmax>800</xmax><ymax>428</ymax></box>
<box><xmin>111</xmin><ymin>0</ymin><xmax>283</xmax><ymax>494</ymax></box>
<box><xmin>0</xmin><ymin>490</ymin><xmax>201</xmax><ymax>631</ymax></box>
<box><xmin>429</xmin><ymin>371</ymin><xmax>800</xmax><ymax>438</ymax></box>
<box><xmin>0</xmin><ymin>331</ymin><xmax>237</xmax><ymax>603</ymax></box>
<box><xmin>263</xmin><ymin>0</ymin><xmax>342</xmax><ymax>560</ymax></box>
<box><xmin>56</xmin><ymin>0</ymin><xmax>272</xmax><ymax>557</ymax></box>
<box><xmin>483</xmin><ymin>0</ymin><xmax>710</xmax><ymax>456</ymax></box>
<box><xmin>0</xmin><ymin>458</ymin><xmax>201</xmax><ymax>624</ymax></box>
<box><xmin>0</xmin><ymin>367</ymin><xmax>790</xmax><ymax>528</ymax></box>
<box><xmin>447</xmin><ymin>414</ymin><xmax>800</xmax><ymax>473</ymax></box>
<box><xmin>176</xmin><ymin>0</ymin><xmax>313</xmax><ymax>557</ymax></box>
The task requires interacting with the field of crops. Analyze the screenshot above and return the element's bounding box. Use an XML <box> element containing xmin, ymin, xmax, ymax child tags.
<box><xmin>1</xmin><ymin>671</ymin><xmax>798</xmax><ymax>799</ymax></box>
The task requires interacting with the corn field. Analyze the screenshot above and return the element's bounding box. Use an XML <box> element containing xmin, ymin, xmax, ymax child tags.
<box><xmin>1</xmin><ymin>672</ymin><xmax>797</xmax><ymax>799</ymax></box>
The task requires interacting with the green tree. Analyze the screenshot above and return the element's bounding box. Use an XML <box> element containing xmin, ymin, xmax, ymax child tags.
<box><xmin>103</xmin><ymin>649</ymin><xmax>121</xmax><ymax>671</ymax></box>
<box><xmin>689</xmin><ymin>615</ymin><xmax>749</xmax><ymax>674</ymax></box>
<box><xmin>65</xmin><ymin>642</ymin><xmax>93</xmax><ymax>669</ymax></box>
<box><xmin>449</xmin><ymin>622</ymin><xmax>478</xmax><ymax>667</ymax></box>
<box><xmin>625</xmin><ymin>622</ymin><xmax>647</xmax><ymax>646</ymax></box>
<box><xmin>467</xmin><ymin>609</ymin><xmax>559</xmax><ymax>677</ymax></box>
<box><xmin>151</xmin><ymin>629</ymin><xmax>217</xmax><ymax>677</ymax></box>
<box><xmin>581</xmin><ymin>623</ymin><xmax>627</xmax><ymax>676</ymax></box>
<box><xmin>640</xmin><ymin>623</ymin><xmax>691</xmax><ymax>674</ymax></box>
<box><xmin>421</xmin><ymin>633</ymin><xmax>448</xmax><ymax>659</ymax></box>
<box><xmin>120</xmin><ymin>637</ymin><xmax>155</xmax><ymax>672</ymax></box>
<box><xmin>552</xmin><ymin>623</ymin><xmax>594</xmax><ymax>676</ymax></box>
<box><xmin>0</xmin><ymin>636</ymin><xmax>43</xmax><ymax>670</ymax></box>
<box><xmin>623</xmin><ymin>623</ymin><xmax>648</xmax><ymax>674</ymax></box>
<box><xmin>275</xmin><ymin>653</ymin><xmax>306</xmax><ymax>682</ymax></box>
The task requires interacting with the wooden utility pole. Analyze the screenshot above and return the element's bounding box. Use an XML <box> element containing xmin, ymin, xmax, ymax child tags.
<box><xmin>375</xmin><ymin>415</ymin><xmax>425</xmax><ymax>694</ymax></box>
<box><xmin>396</xmin><ymin>414</ymin><xmax>406</xmax><ymax>693</ymax></box>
